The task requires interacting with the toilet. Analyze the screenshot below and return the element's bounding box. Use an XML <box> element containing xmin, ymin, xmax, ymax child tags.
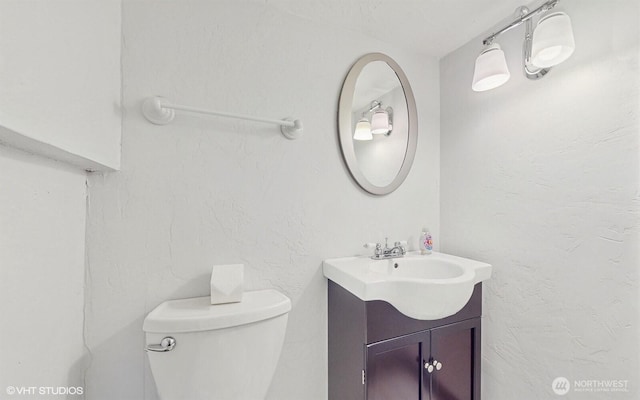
<box><xmin>143</xmin><ymin>289</ymin><xmax>291</xmax><ymax>400</ymax></box>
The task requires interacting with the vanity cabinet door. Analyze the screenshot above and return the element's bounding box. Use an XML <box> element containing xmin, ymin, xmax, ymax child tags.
<box><xmin>429</xmin><ymin>318</ymin><xmax>481</xmax><ymax>400</ymax></box>
<box><xmin>365</xmin><ymin>331</ymin><xmax>430</xmax><ymax>400</ymax></box>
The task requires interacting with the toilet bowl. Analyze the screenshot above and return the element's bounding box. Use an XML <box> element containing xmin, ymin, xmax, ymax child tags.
<box><xmin>143</xmin><ymin>289</ymin><xmax>291</xmax><ymax>400</ymax></box>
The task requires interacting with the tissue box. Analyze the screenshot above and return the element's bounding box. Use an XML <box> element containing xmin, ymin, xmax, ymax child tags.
<box><xmin>210</xmin><ymin>264</ymin><xmax>244</xmax><ymax>305</ymax></box>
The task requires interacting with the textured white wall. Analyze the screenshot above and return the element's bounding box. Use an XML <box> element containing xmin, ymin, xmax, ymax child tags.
<box><xmin>441</xmin><ymin>1</ymin><xmax>639</xmax><ymax>398</ymax></box>
<box><xmin>0</xmin><ymin>0</ymin><xmax>121</xmax><ymax>170</ymax></box>
<box><xmin>0</xmin><ymin>146</ymin><xmax>88</xmax><ymax>396</ymax></box>
<box><xmin>0</xmin><ymin>2</ymin><xmax>120</xmax><ymax>394</ymax></box>
<box><xmin>85</xmin><ymin>2</ymin><xmax>439</xmax><ymax>399</ymax></box>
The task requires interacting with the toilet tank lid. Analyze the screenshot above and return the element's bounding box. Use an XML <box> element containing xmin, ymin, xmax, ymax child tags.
<box><xmin>143</xmin><ymin>289</ymin><xmax>291</xmax><ymax>333</ymax></box>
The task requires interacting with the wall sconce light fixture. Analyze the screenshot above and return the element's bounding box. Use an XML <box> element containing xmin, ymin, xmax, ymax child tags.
<box><xmin>371</xmin><ymin>107</ymin><xmax>393</xmax><ymax>135</ymax></box>
<box><xmin>472</xmin><ymin>43</ymin><xmax>511</xmax><ymax>92</ymax></box>
<box><xmin>353</xmin><ymin>117</ymin><xmax>373</xmax><ymax>141</ymax></box>
<box><xmin>353</xmin><ymin>100</ymin><xmax>394</xmax><ymax>141</ymax></box>
<box><xmin>472</xmin><ymin>0</ymin><xmax>575</xmax><ymax>92</ymax></box>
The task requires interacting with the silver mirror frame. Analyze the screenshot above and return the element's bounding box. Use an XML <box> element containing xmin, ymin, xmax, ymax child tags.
<box><xmin>338</xmin><ymin>53</ymin><xmax>418</xmax><ymax>195</ymax></box>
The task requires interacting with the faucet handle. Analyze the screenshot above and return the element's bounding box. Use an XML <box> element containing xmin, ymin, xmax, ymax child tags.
<box><xmin>364</xmin><ymin>242</ymin><xmax>383</xmax><ymax>257</ymax></box>
<box><xmin>395</xmin><ymin>241</ymin><xmax>408</xmax><ymax>255</ymax></box>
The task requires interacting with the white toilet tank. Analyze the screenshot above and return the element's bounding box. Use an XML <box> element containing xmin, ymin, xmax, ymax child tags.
<box><xmin>143</xmin><ymin>289</ymin><xmax>291</xmax><ymax>400</ymax></box>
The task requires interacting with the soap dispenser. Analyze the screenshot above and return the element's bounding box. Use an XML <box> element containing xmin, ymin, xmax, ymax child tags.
<box><xmin>419</xmin><ymin>228</ymin><xmax>433</xmax><ymax>255</ymax></box>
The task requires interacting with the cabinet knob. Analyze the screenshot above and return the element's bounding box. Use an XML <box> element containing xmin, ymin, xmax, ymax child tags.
<box><xmin>424</xmin><ymin>361</ymin><xmax>434</xmax><ymax>373</ymax></box>
<box><xmin>424</xmin><ymin>359</ymin><xmax>442</xmax><ymax>373</ymax></box>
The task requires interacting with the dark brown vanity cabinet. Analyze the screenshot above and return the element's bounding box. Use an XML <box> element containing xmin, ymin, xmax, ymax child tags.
<box><xmin>328</xmin><ymin>281</ymin><xmax>482</xmax><ymax>400</ymax></box>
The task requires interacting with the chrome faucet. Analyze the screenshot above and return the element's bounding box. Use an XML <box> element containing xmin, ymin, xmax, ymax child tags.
<box><xmin>365</xmin><ymin>238</ymin><xmax>407</xmax><ymax>260</ymax></box>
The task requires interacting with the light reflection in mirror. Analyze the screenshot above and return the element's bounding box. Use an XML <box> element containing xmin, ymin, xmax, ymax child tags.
<box><xmin>338</xmin><ymin>53</ymin><xmax>418</xmax><ymax>195</ymax></box>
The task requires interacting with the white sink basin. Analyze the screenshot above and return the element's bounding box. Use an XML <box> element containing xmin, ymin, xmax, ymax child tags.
<box><xmin>323</xmin><ymin>251</ymin><xmax>492</xmax><ymax>320</ymax></box>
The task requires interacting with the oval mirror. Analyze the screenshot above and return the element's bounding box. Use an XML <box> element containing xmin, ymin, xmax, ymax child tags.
<box><xmin>338</xmin><ymin>53</ymin><xmax>418</xmax><ymax>195</ymax></box>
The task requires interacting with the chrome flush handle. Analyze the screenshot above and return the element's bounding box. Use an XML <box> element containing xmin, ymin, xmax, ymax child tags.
<box><xmin>146</xmin><ymin>337</ymin><xmax>176</xmax><ymax>352</ymax></box>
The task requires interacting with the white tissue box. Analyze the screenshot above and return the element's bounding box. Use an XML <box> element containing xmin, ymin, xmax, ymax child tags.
<box><xmin>210</xmin><ymin>264</ymin><xmax>244</xmax><ymax>305</ymax></box>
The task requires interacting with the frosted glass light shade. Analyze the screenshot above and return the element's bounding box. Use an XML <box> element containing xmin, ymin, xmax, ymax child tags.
<box><xmin>531</xmin><ymin>12</ymin><xmax>575</xmax><ymax>68</ymax></box>
<box><xmin>472</xmin><ymin>43</ymin><xmax>510</xmax><ymax>92</ymax></box>
<box><xmin>371</xmin><ymin>109</ymin><xmax>390</xmax><ymax>134</ymax></box>
<box><xmin>353</xmin><ymin>118</ymin><xmax>373</xmax><ymax>141</ymax></box>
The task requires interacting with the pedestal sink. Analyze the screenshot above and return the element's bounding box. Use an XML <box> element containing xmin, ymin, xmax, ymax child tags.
<box><xmin>323</xmin><ymin>251</ymin><xmax>492</xmax><ymax>320</ymax></box>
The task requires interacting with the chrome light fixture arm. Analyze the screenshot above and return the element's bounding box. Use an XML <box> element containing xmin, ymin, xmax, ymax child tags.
<box><xmin>472</xmin><ymin>0</ymin><xmax>574</xmax><ymax>91</ymax></box>
<box><xmin>482</xmin><ymin>0</ymin><xmax>559</xmax><ymax>46</ymax></box>
<box><xmin>368</xmin><ymin>100</ymin><xmax>382</xmax><ymax>113</ymax></box>
<box><xmin>523</xmin><ymin>17</ymin><xmax>551</xmax><ymax>80</ymax></box>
